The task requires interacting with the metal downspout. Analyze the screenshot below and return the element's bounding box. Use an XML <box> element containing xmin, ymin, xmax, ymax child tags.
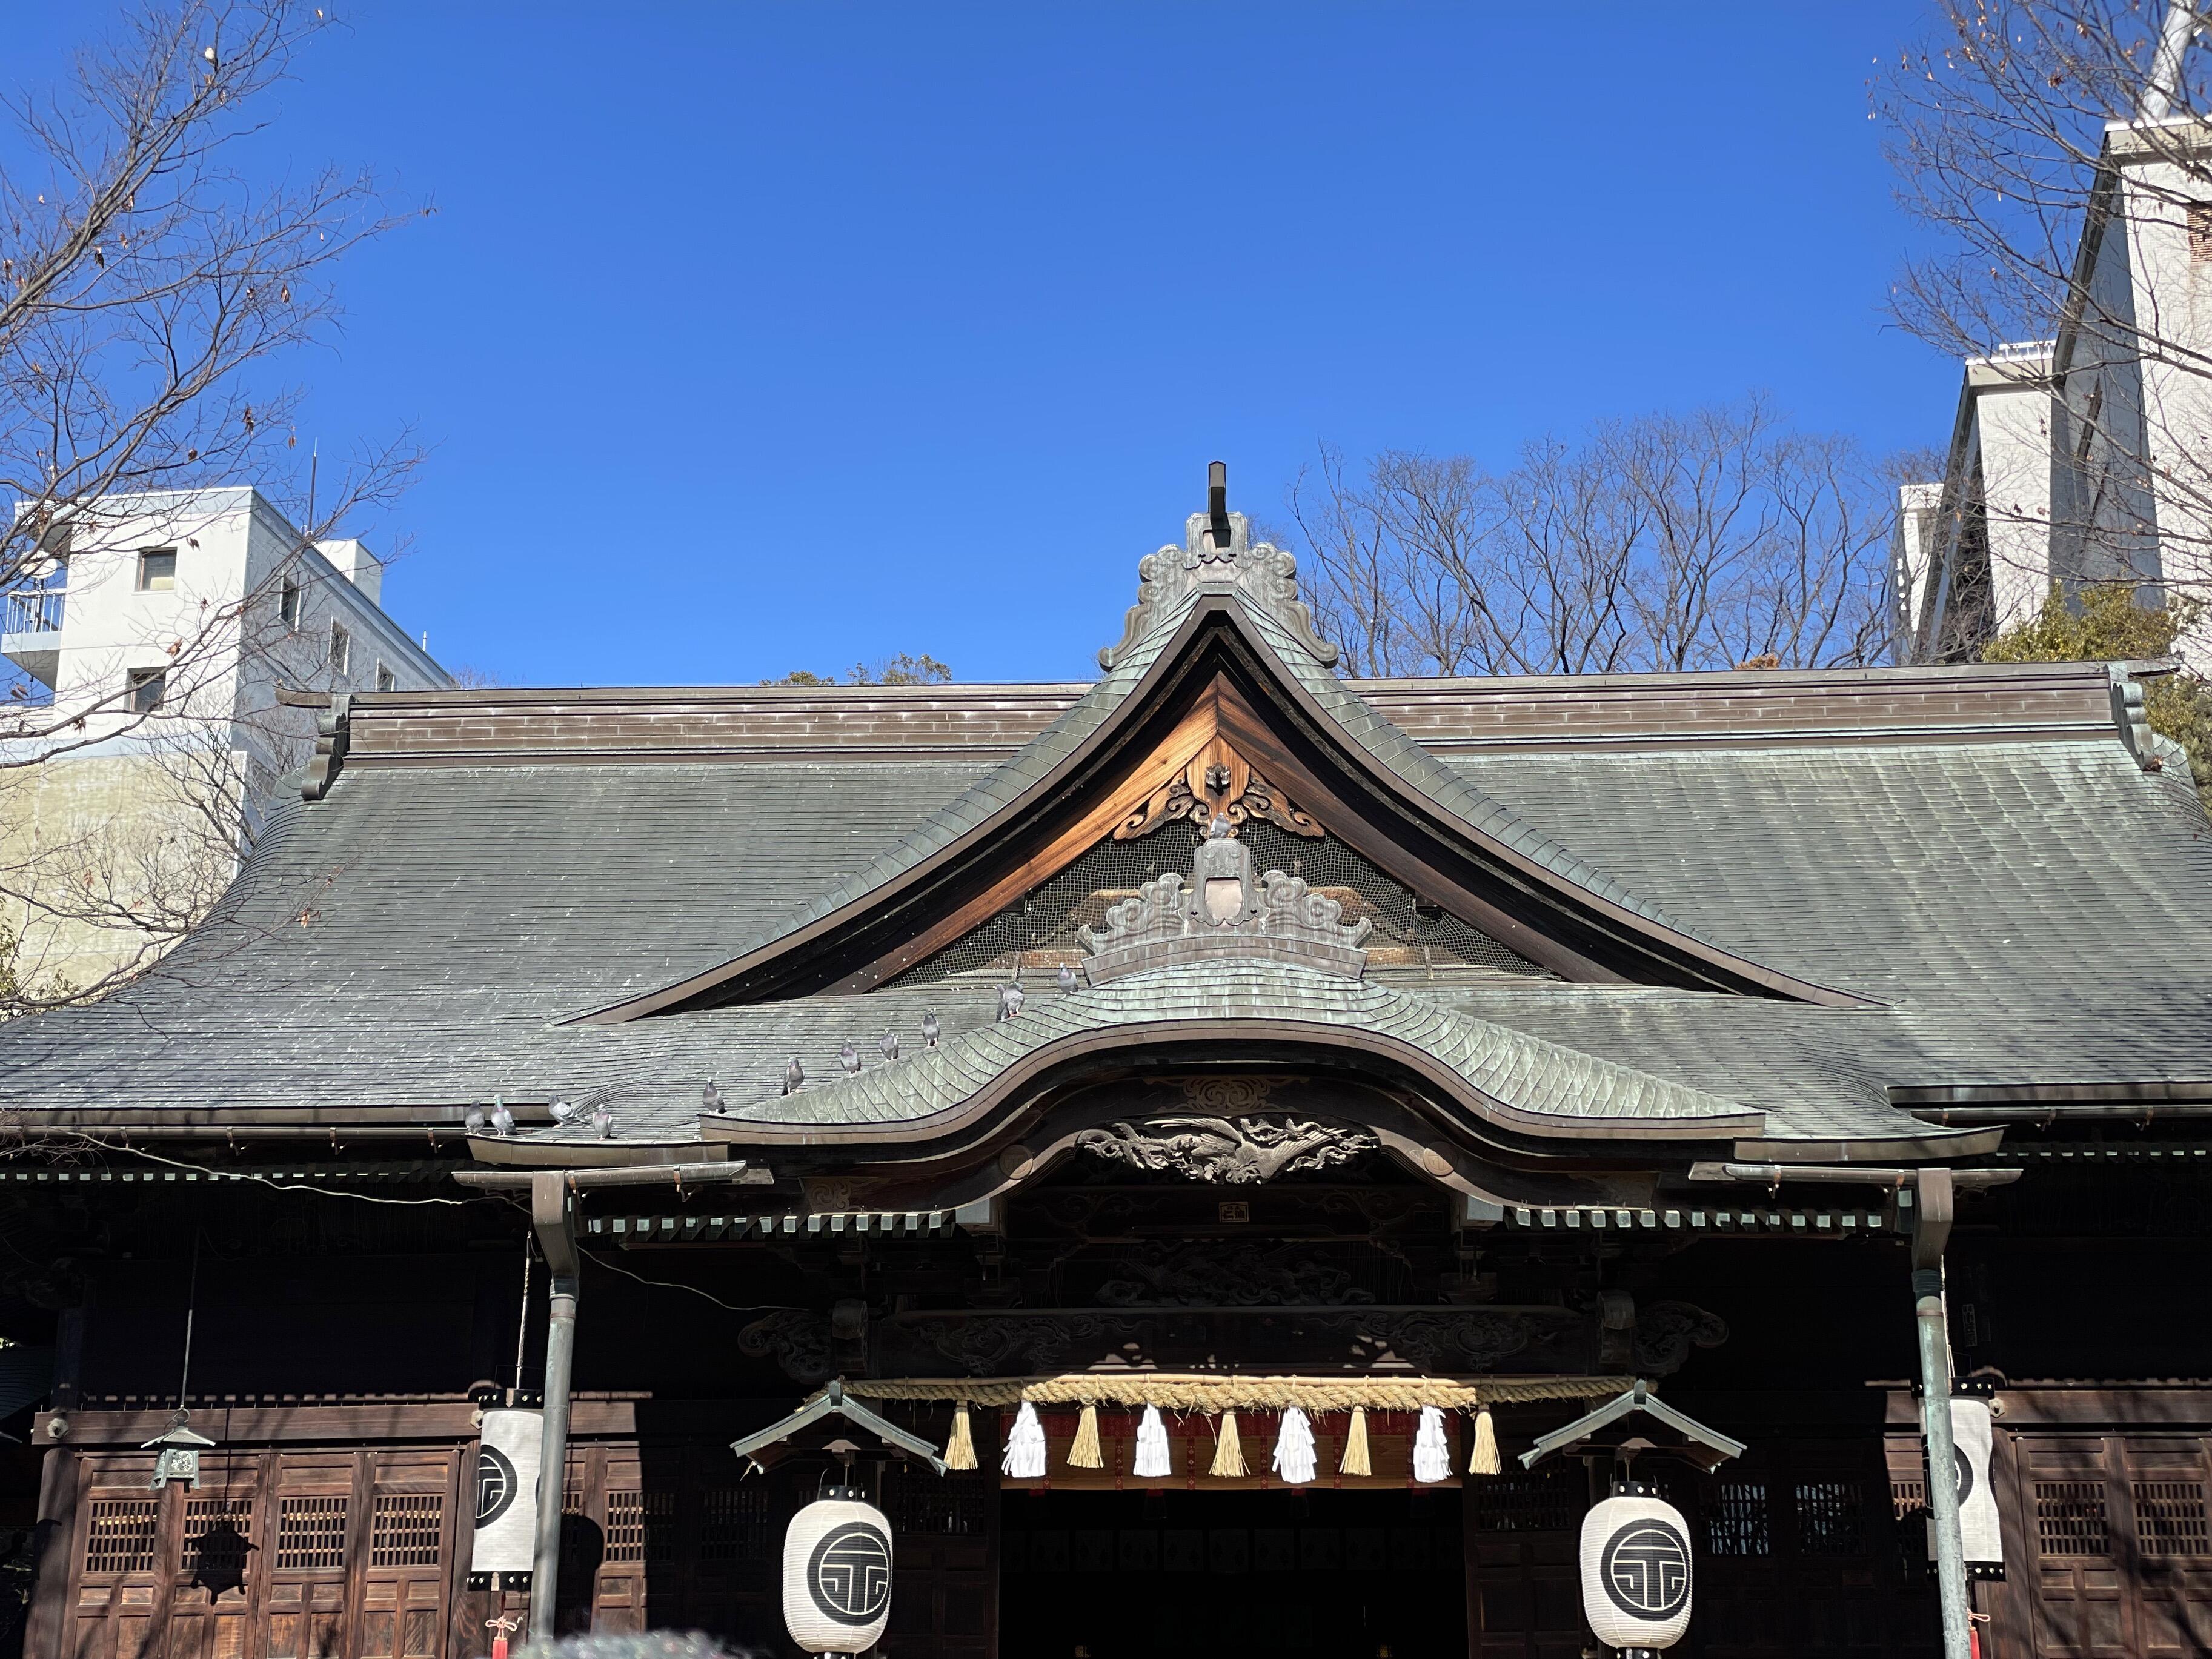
<box><xmin>1911</xmin><ymin>1170</ymin><xmax>1971</xmax><ymax>1659</ymax></box>
<box><xmin>528</xmin><ymin>1173</ymin><xmax>580</xmax><ymax>1644</ymax></box>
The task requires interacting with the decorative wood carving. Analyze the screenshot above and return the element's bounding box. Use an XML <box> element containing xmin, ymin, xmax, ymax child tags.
<box><xmin>1114</xmin><ymin>734</ymin><xmax>1320</xmax><ymax>841</ymax></box>
<box><xmin>737</xmin><ymin>1309</ymin><xmax>832</xmax><ymax>1383</ymax></box>
<box><xmin>1073</xmin><ymin>1113</ymin><xmax>1378</xmax><ymax>1185</ymax></box>
<box><xmin>1633</xmin><ymin>1302</ymin><xmax>1730</xmax><ymax>1376</ymax></box>
<box><xmin>1092</xmin><ymin>1241</ymin><xmax>1377</xmax><ymax>1307</ymax></box>
<box><xmin>1080</xmin><ymin>819</ymin><xmax>1372</xmax><ymax>984</ymax></box>
<box><xmin>1309</xmin><ymin>1309</ymin><xmax>1573</xmax><ymax>1371</ymax></box>
<box><xmin>912</xmin><ymin>1314</ymin><xmax>1140</xmax><ymax>1376</ymax></box>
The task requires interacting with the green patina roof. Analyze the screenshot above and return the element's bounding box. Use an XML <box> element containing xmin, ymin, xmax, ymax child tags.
<box><xmin>726</xmin><ymin>960</ymin><xmax>1762</xmax><ymax>1132</ymax></box>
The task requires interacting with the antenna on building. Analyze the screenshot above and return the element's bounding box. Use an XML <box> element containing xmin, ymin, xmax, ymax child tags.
<box><xmin>1207</xmin><ymin>460</ymin><xmax>1231</xmax><ymax>549</ymax></box>
<box><xmin>2141</xmin><ymin>1</ymin><xmax>2202</xmax><ymax>120</ymax></box>
<box><xmin>305</xmin><ymin>441</ymin><xmax>319</xmax><ymax>539</ymax></box>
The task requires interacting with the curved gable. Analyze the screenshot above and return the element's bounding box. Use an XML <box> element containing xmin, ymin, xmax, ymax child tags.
<box><xmin>585</xmin><ymin>518</ymin><xmax>1868</xmax><ymax>1021</ymax></box>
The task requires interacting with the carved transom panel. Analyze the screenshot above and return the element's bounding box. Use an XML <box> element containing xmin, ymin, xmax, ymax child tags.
<box><xmin>1074</xmin><ymin>1112</ymin><xmax>1378</xmax><ymax>1185</ymax></box>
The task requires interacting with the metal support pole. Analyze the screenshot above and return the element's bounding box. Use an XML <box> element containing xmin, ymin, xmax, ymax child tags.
<box><xmin>1911</xmin><ymin>1171</ymin><xmax>1971</xmax><ymax>1659</ymax></box>
<box><xmin>528</xmin><ymin>1174</ymin><xmax>579</xmax><ymax>1645</ymax></box>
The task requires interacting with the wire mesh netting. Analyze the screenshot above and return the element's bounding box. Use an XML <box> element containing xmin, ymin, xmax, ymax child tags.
<box><xmin>883</xmin><ymin>819</ymin><xmax>1547</xmax><ymax>987</ymax></box>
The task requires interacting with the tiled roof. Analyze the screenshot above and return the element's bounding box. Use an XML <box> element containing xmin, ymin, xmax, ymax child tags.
<box><xmin>0</xmin><ymin>617</ymin><xmax>2203</xmax><ymax>1154</ymax></box>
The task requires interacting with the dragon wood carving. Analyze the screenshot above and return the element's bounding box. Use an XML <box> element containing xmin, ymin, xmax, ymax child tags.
<box><xmin>1074</xmin><ymin>1113</ymin><xmax>1378</xmax><ymax>1184</ymax></box>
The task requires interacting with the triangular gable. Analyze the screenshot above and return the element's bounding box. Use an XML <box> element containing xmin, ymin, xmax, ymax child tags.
<box><xmin>583</xmin><ymin>516</ymin><xmax>1870</xmax><ymax>1021</ymax></box>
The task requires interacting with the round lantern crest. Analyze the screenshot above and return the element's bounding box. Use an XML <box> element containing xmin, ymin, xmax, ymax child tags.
<box><xmin>783</xmin><ymin>1489</ymin><xmax>894</xmax><ymax>1655</ymax></box>
<box><xmin>1579</xmin><ymin>1483</ymin><xmax>1693</xmax><ymax>1654</ymax></box>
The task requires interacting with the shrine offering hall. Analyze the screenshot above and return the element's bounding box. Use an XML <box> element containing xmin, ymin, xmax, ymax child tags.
<box><xmin>1</xmin><ymin>489</ymin><xmax>2209</xmax><ymax>1659</ymax></box>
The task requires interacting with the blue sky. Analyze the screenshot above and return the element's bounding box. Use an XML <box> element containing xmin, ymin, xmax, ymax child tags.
<box><xmin>9</xmin><ymin>2</ymin><xmax>1950</xmax><ymax>686</ymax></box>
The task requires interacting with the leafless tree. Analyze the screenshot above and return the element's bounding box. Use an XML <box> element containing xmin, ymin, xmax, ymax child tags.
<box><xmin>1287</xmin><ymin>399</ymin><xmax>1893</xmax><ymax>679</ymax></box>
<box><xmin>1878</xmin><ymin>0</ymin><xmax>2212</xmax><ymax>648</ymax></box>
<box><xmin>0</xmin><ymin>1</ymin><xmax>424</xmax><ymax>1011</ymax></box>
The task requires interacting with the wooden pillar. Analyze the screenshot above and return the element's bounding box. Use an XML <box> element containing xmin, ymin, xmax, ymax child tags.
<box><xmin>23</xmin><ymin>1293</ymin><xmax>91</xmax><ymax>1659</ymax></box>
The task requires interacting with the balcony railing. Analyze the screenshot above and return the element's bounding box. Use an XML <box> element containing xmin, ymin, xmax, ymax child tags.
<box><xmin>2</xmin><ymin>587</ymin><xmax>64</xmax><ymax>634</ymax></box>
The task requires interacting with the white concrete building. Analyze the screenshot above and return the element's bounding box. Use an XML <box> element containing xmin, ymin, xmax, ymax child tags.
<box><xmin>1</xmin><ymin>487</ymin><xmax>451</xmax><ymax>994</ymax></box>
<box><xmin>1896</xmin><ymin>115</ymin><xmax>2212</xmax><ymax>665</ymax></box>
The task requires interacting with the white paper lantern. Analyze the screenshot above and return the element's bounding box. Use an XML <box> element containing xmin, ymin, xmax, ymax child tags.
<box><xmin>1579</xmin><ymin>1486</ymin><xmax>1693</xmax><ymax>1654</ymax></box>
<box><xmin>783</xmin><ymin>1493</ymin><xmax>894</xmax><ymax>1655</ymax></box>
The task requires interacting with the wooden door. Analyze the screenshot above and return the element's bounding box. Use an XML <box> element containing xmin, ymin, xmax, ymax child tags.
<box><xmin>354</xmin><ymin>1453</ymin><xmax>459</xmax><ymax>1659</ymax></box>
<box><xmin>2014</xmin><ymin>1436</ymin><xmax>2128</xmax><ymax>1659</ymax></box>
<box><xmin>2114</xmin><ymin>1439</ymin><xmax>2212</xmax><ymax>1659</ymax></box>
<box><xmin>1463</xmin><ymin>1465</ymin><xmax>1583</xmax><ymax>1659</ymax></box>
<box><xmin>166</xmin><ymin>1486</ymin><xmax>256</xmax><ymax>1659</ymax></box>
<box><xmin>880</xmin><ymin>1464</ymin><xmax>995</xmax><ymax>1659</ymax></box>
<box><xmin>69</xmin><ymin>1461</ymin><xmax>166</xmax><ymax>1659</ymax></box>
<box><xmin>257</xmin><ymin>1454</ymin><xmax>354</xmax><ymax>1659</ymax></box>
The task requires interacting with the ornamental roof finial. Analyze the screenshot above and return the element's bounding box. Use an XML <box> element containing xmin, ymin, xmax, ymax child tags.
<box><xmin>1097</xmin><ymin>463</ymin><xmax>1341</xmax><ymax>671</ymax></box>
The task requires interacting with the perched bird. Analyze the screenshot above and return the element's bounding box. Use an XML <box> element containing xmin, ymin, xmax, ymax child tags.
<box><xmin>702</xmin><ymin>1078</ymin><xmax>726</xmax><ymax>1112</ymax></box>
<box><xmin>490</xmin><ymin>1100</ymin><xmax>516</xmax><ymax>1137</ymax></box>
<box><xmin>589</xmin><ymin>1105</ymin><xmax>615</xmax><ymax>1139</ymax></box>
<box><xmin>997</xmin><ymin>980</ymin><xmax>1025</xmax><ymax>1022</ymax></box>
<box><xmin>922</xmin><ymin>1011</ymin><xmax>940</xmax><ymax>1048</ymax></box>
<box><xmin>880</xmin><ymin>1031</ymin><xmax>900</xmax><ymax>1062</ymax></box>
<box><xmin>549</xmin><ymin>1100</ymin><xmax>577</xmax><ymax>1124</ymax></box>
<box><xmin>463</xmin><ymin>1106</ymin><xmax>488</xmax><ymax>1134</ymax></box>
<box><xmin>783</xmin><ymin>1058</ymin><xmax>805</xmax><ymax>1095</ymax></box>
<box><xmin>839</xmin><ymin>1039</ymin><xmax>862</xmax><ymax>1075</ymax></box>
<box><xmin>1058</xmin><ymin>964</ymin><xmax>1078</xmax><ymax>995</ymax></box>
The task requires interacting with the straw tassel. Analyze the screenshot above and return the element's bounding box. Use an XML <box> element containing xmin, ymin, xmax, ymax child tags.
<box><xmin>1002</xmin><ymin>1400</ymin><xmax>1047</xmax><ymax>1478</ymax></box>
<box><xmin>1338</xmin><ymin>1406</ymin><xmax>1372</xmax><ymax>1478</ymax></box>
<box><xmin>1068</xmin><ymin>1402</ymin><xmax>1104</xmax><ymax>1469</ymax></box>
<box><xmin>1467</xmin><ymin>1403</ymin><xmax>1500</xmax><ymax>1477</ymax></box>
<box><xmin>1272</xmin><ymin>1406</ymin><xmax>1317</xmax><ymax>1485</ymax></box>
<box><xmin>943</xmin><ymin>1402</ymin><xmax>978</xmax><ymax>1472</ymax></box>
<box><xmin>1209</xmin><ymin>1411</ymin><xmax>1249</xmax><ymax>1478</ymax></box>
<box><xmin>1133</xmin><ymin>1404</ymin><xmax>1172</xmax><ymax>1480</ymax></box>
<box><xmin>1412</xmin><ymin>1405</ymin><xmax>1451</xmax><ymax>1483</ymax></box>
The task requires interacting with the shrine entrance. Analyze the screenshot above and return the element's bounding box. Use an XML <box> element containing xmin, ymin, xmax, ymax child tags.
<box><xmin>997</xmin><ymin>1487</ymin><xmax>1467</xmax><ymax>1659</ymax></box>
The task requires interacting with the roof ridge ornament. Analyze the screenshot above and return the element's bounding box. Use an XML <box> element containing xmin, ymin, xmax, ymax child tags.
<box><xmin>1098</xmin><ymin>462</ymin><xmax>1341</xmax><ymax>671</ymax></box>
<box><xmin>1078</xmin><ymin>816</ymin><xmax>1372</xmax><ymax>984</ymax></box>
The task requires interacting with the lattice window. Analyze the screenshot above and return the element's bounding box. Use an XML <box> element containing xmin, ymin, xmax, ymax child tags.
<box><xmin>1702</xmin><ymin>1481</ymin><xmax>1773</xmax><ymax>1557</ymax></box>
<box><xmin>274</xmin><ymin>1495</ymin><xmax>349</xmax><ymax>1570</ymax></box>
<box><xmin>699</xmin><ymin>1487</ymin><xmax>774</xmax><ymax>1563</ymax></box>
<box><xmin>1890</xmin><ymin>1478</ymin><xmax>1925</xmax><ymax>1521</ymax></box>
<box><xmin>84</xmin><ymin>1498</ymin><xmax>160</xmax><ymax>1575</ymax></box>
<box><xmin>370</xmin><ymin>1494</ymin><xmax>443</xmax><ymax>1568</ymax></box>
<box><xmin>1469</xmin><ymin>1468</ymin><xmax>1581</xmax><ymax>1533</ymax></box>
<box><xmin>602</xmin><ymin>1491</ymin><xmax>676</xmax><ymax>1564</ymax></box>
<box><xmin>2133</xmin><ymin>1481</ymin><xmax>2210</xmax><ymax>1557</ymax></box>
<box><xmin>1795</xmin><ymin>1481</ymin><xmax>1865</xmax><ymax>1557</ymax></box>
<box><xmin>882</xmin><ymin>1468</ymin><xmax>991</xmax><ymax>1537</ymax></box>
<box><xmin>183</xmin><ymin>1496</ymin><xmax>254</xmax><ymax>1580</ymax></box>
<box><xmin>2035</xmin><ymin>1482</ymin><xmax>2111</xmax><ymax>1557</ymax></box>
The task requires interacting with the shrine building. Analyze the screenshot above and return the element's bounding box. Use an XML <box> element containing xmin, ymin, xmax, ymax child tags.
<box><xmin>1</xmin><ymin>480</ymin><xmax>2208</xmax><ymax>1659</ymax></box>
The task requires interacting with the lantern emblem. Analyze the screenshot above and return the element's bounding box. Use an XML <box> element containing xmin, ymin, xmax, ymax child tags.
<box><xmin>808</xmin><ymin>1521</ymin><xmax>891</xmax><ymax>1623</ymax></box>
<box><xmin>1580</xmin><ymin>1484</ymin><xmax>1693</xmax><ymax>1652</ymax></box>
<box><xmin>784</xmin><ymin>1492</ymin><xmax>894</xmax><ymax>1654</ymax></box>
<box><xmin>1600</xmin><ymin>1517</ymin><xmax>1690</xmax><ymax>1620</ymax></box>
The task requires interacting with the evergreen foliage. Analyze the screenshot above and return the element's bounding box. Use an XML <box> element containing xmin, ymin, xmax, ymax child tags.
<box><xmin>1983</xmin><ymin>587</ymin><xmax>2212</xmax><ymax>807</ymax></box>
